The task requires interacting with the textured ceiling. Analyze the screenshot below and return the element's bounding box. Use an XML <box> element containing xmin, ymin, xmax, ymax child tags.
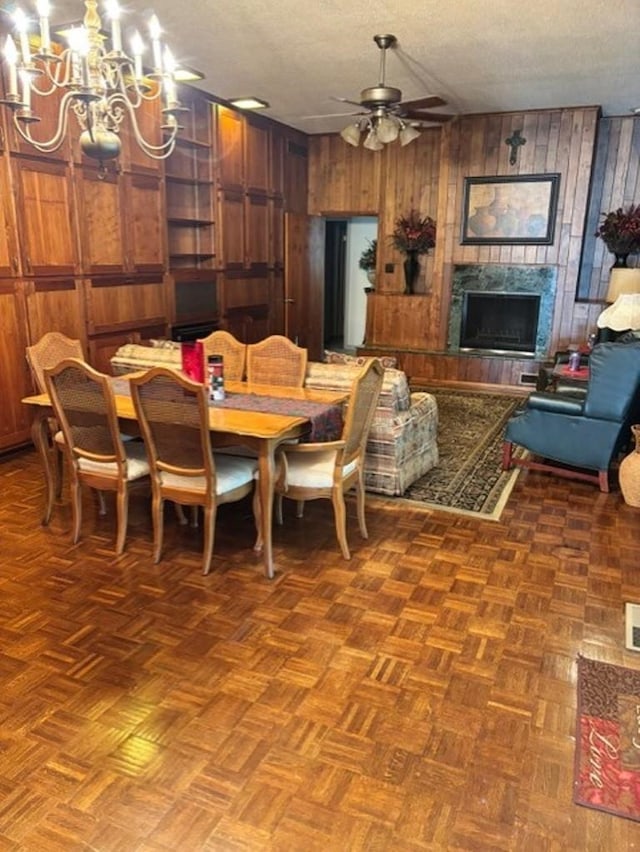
<box><xmin>52</xmin><ymin>0</ymin><xmax>640</xmax><ymax>133</ymax></box>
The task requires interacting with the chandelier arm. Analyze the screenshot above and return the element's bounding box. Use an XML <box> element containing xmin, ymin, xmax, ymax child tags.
<box><xmin>13</xmin><ymin>89</ymin><xmax>77</xmax><ymax>153</ymax></box>
<box><xmin>31</xmin><ymin>51</ymin><xmax>74</xmax><ymax>96</ymax></box>
<box><xmin>110</xmin><ymin>93</ymin><xmax>179</xmax><ymax>158</ymax></box>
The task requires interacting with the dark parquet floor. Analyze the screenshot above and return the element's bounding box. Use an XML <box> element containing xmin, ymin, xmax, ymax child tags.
<box><xmin>1</xmin><ymin>446</ymin><xmax>640</xmax><ymax>851</ymax></box>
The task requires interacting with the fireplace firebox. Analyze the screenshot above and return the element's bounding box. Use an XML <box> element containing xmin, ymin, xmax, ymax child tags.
<box><xmin>447</xmin><ymin>265</ymin><xmax>557</xmax><ymax>359</ymax></box>
<box><xmin>460</xmin><ymin>292</ymin><xmax>540</xmax><ymax>354</ymax></box>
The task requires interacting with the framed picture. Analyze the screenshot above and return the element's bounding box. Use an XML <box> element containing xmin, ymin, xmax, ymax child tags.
<box><xmin>461</xmin><ymin>174</ymin><xmax>560</xmax><ymax>245</ymax></box>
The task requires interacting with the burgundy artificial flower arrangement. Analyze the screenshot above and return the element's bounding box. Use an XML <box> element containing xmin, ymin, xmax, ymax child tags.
<box><xmin>595</xmin><ymin>204</ymin><xmax>640</xmax><ymax>255</ymax></box>
<box><xmin>391</xmin><ymin>210</ymin><xmax>436</xmax><ymax>255</ymax></box>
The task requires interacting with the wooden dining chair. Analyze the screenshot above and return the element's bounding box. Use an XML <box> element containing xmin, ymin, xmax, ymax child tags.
<box><xmin>26</xmin><ymin>331</ymin><xmax>102</xmax><ymax>523</ymax></box>
<box><xmin>255</xmin><ymin>357</ymin><xmax>384</xmax><ymax>559</ymax></box>
<box><xmin>198</xmin><ymin>329</ymin><xmax>247</xmax><ymax>382</ymax></box>
<box><xmin>129</xmin><ymin>366</ymin><xmax>259</xmax><ymax>574</ymax></box>
<box><xmin>246</xmin><ymin>335</ymin><xmax>308</xmax><ymax>387</ymax></box>
<box><xmin>44</xmin><ymin>358</ymin><xmax>150</xmax><ymax>554</ymax></box>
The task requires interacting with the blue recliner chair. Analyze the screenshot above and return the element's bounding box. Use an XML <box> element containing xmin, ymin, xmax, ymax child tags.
<box><xmin>502</xmin><ymin>342</ymin><xmax>640</xmax><ymax>492</ymax></box>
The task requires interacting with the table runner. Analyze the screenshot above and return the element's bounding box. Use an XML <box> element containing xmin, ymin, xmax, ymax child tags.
<box><xmin>111</xmin><ymin>380</ymin><xmax>343</xmax><ymax>443</ymax></box>
<box><xmin>211</xmin><ymin>392</ymin><xmax>343</xmax><ymax>442</ymax></box>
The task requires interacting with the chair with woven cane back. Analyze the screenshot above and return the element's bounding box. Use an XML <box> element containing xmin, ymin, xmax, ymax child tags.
<box><xmin>25</xmin><ymin>331</ymin><xmax>102</xmax><ymax>523</ymax></box>
<box><xmin>255</xmin><ymin>357</ymin><xmax>384</xmax><ymax>560</ymax></box>
<box><xmin>198</xmin><ymin>330</ymin><xmax>247</xmax><ymax>382</ymax></box>
<box><xmin>44</xmin><ymin>358</ymin><xmax>150</xmax><ymax>554</ymax></box>
<box><xmin>246</xmin><ymin>335</ymin><xmax>308</xmax><ymax>387</ymax></box>
<box><xmin>129</xmin><ymin>366</ymin><xmax>259</xmax><ymax>575</ymax></box>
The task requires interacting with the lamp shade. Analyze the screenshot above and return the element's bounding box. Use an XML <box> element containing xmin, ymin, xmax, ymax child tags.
<box><xmin>597</xmin><ymin>293</ymin><xmax>640</xmax><ymax>330</ymax></box>
<box><xmin>376</xmin><ymin>115</ymin><xmax>399</xmax><ymax>143</ymax></box>
<box><xmin>399</xmin><ymin>124</ymin><xmax>421</xmax><ymax>146</ymax></box>
<box><xmin>340</xmin><ymin>123</ymin><xmax>361</xmax><ymax>147</ymax></box>
<box><xmin>605</xmin><ymin>267</ymin><xmax>640</xmax><ymax>302</ymax></box>
<box><xmin>363</xmin><ymin>128</ymin><xmax>383</xmax><ymax>151</ymax></box>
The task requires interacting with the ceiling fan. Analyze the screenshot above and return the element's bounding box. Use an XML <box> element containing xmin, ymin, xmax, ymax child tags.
<box><xmin>330</xmin><ymin>34</ymin><xmax>453</xmax><ymax>148</ymax></box>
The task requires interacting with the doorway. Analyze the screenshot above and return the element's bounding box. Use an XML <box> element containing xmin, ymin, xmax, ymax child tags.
<box><xmin>324</xmin><ymin>217</ymin><xmax>377</xmax><ymax>352</ymax></box>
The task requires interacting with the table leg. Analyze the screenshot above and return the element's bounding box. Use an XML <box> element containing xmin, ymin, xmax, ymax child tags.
<box><xmin>31</xmin><ymin>409</ymin><xmax>56</xmax><ymax>526</ymax></box>
<box><xmin>256</xmin><ymin>439</ymin><xmax>277</xmax><ymax>579</ymax></box>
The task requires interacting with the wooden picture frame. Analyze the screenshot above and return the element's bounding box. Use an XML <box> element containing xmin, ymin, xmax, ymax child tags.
<box><xmin>461</xmin><ymin>174</ymin><xmax>560</xmax><ymax>245</ymax></box>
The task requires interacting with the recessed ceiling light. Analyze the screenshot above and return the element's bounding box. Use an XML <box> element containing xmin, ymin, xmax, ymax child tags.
<box><xmin>174</xmin><ymin>66</ymin><xmax>205</xmax><ymax>83</ymax></box>
<box><xmin>229</xmin><ymin>97</ymin><xmax>270</xmax><ymax>111</ymax></box>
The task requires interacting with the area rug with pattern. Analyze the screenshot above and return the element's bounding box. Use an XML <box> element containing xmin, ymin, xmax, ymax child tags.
<box><xmin>397</xmin><ymin>388</ymin><xmax>526</xmax><ymax>520</ymax></box>
<box><xmin>574</xmin><ymin>656</ymin><xmax>640</xmax><ymax>822</ymax></box>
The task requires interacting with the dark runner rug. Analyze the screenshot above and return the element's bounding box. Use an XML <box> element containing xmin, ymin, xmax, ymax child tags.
<box><xmin>398</xmin><ymin>388</ymin><xmax>525</xmax><ymax>520</ymax></box>
<box><xmin>574</xmin><ymin>656</ymin><xmax>640</xmax><ymax>822</ymax></box>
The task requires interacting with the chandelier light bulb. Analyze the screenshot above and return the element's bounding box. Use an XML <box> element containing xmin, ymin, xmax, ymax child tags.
<box><xmin>13</xmin><ymin>9</ymin><xmax>31</xmax><ymax>66</ymax></box>
<box><xmin>105</xmin><ymin>0</ymin><xmax>122</xmax><ymax>53</ymax></box>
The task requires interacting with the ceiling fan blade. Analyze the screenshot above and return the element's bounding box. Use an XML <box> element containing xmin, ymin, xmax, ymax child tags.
<box><xmin>299</xmin><ymin>111</ymin><xmax>364</xmax><ymax>120</ymax></box>
<box><xmin>402</xmin><ymin>110</ymin><xmax>454</xmax><ymax>123</ymax></box>
<box><xmin>398</xmin><ymin>95</ymin><xmax>447</xmax><ymax>111</ymax></box>
<box><xmin>331</xmin><ymin>95</ymin><xmax>366</xmax><ymax>109</ymax></box>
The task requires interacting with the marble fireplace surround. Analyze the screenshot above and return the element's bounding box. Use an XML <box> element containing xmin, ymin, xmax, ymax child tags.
<box><xmin>447</xmin><ymin>264</ymin><xmax>557</xmax><ymax>359</ymax></box>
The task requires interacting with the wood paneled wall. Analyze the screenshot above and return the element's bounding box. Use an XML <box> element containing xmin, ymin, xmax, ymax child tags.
<box><xmin>578</xmin><ymin>117</ymin><xmax>640</xmax><ymax>300</ymax></box>
<box><xmin>308</xmin><ymin>107</ymin><xmax>640</xmax><ymax>386</ymax></box>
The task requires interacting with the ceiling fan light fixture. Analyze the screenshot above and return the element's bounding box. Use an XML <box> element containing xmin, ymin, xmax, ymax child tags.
<box><xmin>399</xmin><ymin>123</ymin><xmax>421</xmax><ymax>146</ymax></box>
<box><xmin>363</xmin><ymin>127</ymin><xmax>383</xmax><ymax>151</ymax></box>
<box><xmin>376</xmin><ymin>115</ymin><xmax>399</xmax><ymax>143</ymax></box>
<box><xmin>340</xmin><ymin>123</ymin><xmax>362</xmax><ymax>146</ymax></box>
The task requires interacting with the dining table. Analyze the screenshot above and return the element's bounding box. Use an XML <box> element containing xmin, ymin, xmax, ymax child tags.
<box><xmin>22</xmin><ymin>376</ymin><xmax>348</xmax><ymax>579</ymax></box>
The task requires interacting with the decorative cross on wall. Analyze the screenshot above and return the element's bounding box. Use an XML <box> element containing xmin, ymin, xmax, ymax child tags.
<box><xmin>505</xmin><ymin>129</ymin><xmax>526</xmax><ymax>166</ymax></box>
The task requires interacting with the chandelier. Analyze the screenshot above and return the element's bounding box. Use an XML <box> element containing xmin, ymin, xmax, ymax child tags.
<box><xmin>1</xmin><ymin>0</ymin><xmax>186</xmax><ymax>164</ymax></box>
<box><xmin>340</xmin><ymin>110</ymin><xmax>421</xmax><ymax>150</ymax></box>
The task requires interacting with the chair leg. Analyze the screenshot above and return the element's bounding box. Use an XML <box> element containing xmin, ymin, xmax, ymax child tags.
<box><xmin>332</xmin><ymin>489</ymin><xmax>351</xmax><ymax>560</ymax></box>
<box><xmin>253</xmin><ymin>486</ymin><xmax>263</xmax><ymax>551</ymax></box>
<box><xmin>502</xmin><ymin>441</ymin><xmax>514</xmax><ymax>470</ymax></box>
<box><xmin>355</xmin><ymin>473</ymin><xmax>368</xmax><ymax>539</ymax></box>
<box><xmin>174</xmin><ymin>503</ymin><xmax>188</xmax><ymax>525</ymax></box>
<box><xmin>54</xmin><ymin>445</ymin><xmax>64</xmax><ymax>499</ymax></box>
<box><xmin>296</xmin><ymin>500</ymin><xmax>304</xmax><ymax>518</ymax></box>
<box><xmin>70</xmin><ymin>477</ymin><xmax>82</xmax><ymax>544</ymax></box>
<box><xmin>202</xmin><ymin>503</ymin><xmax>216</xmax><ymax>575</ymax></box>
<box><xmin>44</xmin><ymin>447</ymin><xmax>59</xmax><ymax>526</ymax></box>
<box><xmin>598</xmin><ymin>470</ymin><xmax>610</xmax><ymax>493</ymax></box>
<box><xmin>190</xmin><ymin>506</ymin><xmax>199</xmax><ymax>528</ymax></box>
<box><xmin>97</xmin><ymin>490</ymin><xmax>107</xmax><ymax>515</ymax></box>
<box><xmin>152</xmin><ymin>493</ymin><xmax>165</xmax><ymax>564</ymax></box>
<box><xmin>115</xmin><ymin>487</ymin><xmax>128</xmax><ymax>555</ymax></box>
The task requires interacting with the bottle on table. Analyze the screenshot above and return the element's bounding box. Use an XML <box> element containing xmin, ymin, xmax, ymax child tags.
<box><xmin>207</xmin><ymin>355</ymin><xmax>225</xmax><ymax>401</ymax></box>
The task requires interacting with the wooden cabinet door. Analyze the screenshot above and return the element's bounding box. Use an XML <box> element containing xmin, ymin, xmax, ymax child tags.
<box><xmin>124</xmin><ymin>173</ymin><xmax>165</xmax><ymax>273</ymax></box>
<box><xmin>0</xmin><ymin>281</ymin><xmax>31</xmax><ymax>448</ymax></box>
<box><xmin>245</xmin><ymin>192</ymin><xmax>269</xmax><ymax>271</ymax></box>
<box><xmin>77</xmin><ymin>166</ymin><xmax>126</xmax><ymax>275</ymax></box>
<box><xmin>14</xmin><ymin>158</ymin><xmax>78</xmax><ymax>276</ymax></box>
<box><xmin>0</xmin><ymin>156</ymin><xmax>19</xmax><ymax>277</ymax></box>
<box><xmin>245</xmin><ymin>120</ymin><xmax>269</xmax><ymax>194</ymax></box>
<box><xmin>25</xmin><ymin>278</ymin><xmax>85</xmax><ymax>348</ymax></box>
<box><xmin>216</xmin><ymin>106</ymin><xmax>244</xmax><ymax>190</ymax></box>
<box><xmin>217</xmin><ymin>189</ymin><xmax>245</xmax><ymax>270</ymax></box>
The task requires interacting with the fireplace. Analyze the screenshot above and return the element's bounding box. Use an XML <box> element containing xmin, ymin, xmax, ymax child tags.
<box><xmin>448</xmin><ymin>264</ymin><xmax>557</xmax><ymax>359</ymax></box>
<box><xmin>460</xmin><ymin>292</ymin><xmax>540</xmax><ymax>354</ymax></box>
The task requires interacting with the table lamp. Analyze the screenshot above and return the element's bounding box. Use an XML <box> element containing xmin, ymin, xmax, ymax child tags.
<box><xmin>597</xmin><ymin>267</ymin><xmax>640</xmax><ymax>334</ymax></box>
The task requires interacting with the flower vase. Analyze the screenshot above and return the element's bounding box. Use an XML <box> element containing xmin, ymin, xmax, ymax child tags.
<box><xmin>619</xmin><ymin>424</ymin><xmax>640</xmax><ymax>507</ymax></box>
<box><xmin>403</xmin><ymin>251</ymin><xmax>420</xmax><ymax>294</ymax></box>
<box><xmin>612</xmin><ymin>253</ymin><xmax>629</xmax><ymax>270</ymax></box>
